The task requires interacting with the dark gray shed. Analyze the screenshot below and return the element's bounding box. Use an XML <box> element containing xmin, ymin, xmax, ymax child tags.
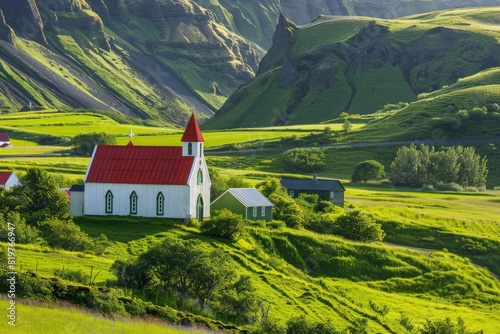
<box><xmin>280</xmin><ymin>175</ymin><xmax>345</xmax><ymax>208</ymax></box>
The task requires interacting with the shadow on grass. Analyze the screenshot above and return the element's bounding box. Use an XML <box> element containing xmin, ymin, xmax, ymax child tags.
<box><xmin>74</xmin><ymin>216</ymin><xmax>186</xmax><ymax>243</ymax></box>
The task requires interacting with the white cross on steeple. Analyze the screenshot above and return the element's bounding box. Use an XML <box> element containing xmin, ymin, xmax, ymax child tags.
<box><xmin>128</xmin><ymin>129</ymin><xmax>134</xmax><ymax>143</ymax></box>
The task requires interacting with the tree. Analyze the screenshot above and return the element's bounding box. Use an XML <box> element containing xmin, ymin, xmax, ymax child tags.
<box><xmin>6</xmin><ymin>168</ymin><xmax>69</xmax><ymax>223</ymax></box>
<box><xmin>390</xmin><ymin>144</ymin><xmax>424</xmax><ymax>187</ymax></box>
<box><xmin>201</xmin><ymin>209</ymin><xmax>246</xmax><ymax>241</ymax></box>
<box><xmin>123</xmin><ymin>238</ymin><xmax>236</xmax><ymax>310</ymax></box>
<box><xmin>456</xmin><ymin>146</ymin><xmax>488</xmax><ymax>187</ymax></box>
<box><xmin>389</xmin><ymin>144</ymin><xmax>488</xmax><ymax>188</ymax></box>
<box><xmin>72</xmin><ymin>132</ymin><xmax>117</xmax><ymax>156</ymax></box>
<box><xmin>257</xmin><ymin>178</ymin><xmax>305</xmax><ymax>228</ymax></box>
<box><xmin>352</xmin><ymin>160</ymin><xmax>385</xmax><ymax>183</ymax></box>
<box><xmin>427</xmin><ymin>148</ymin><xmax>460</xmax><ymax>184</ymax></box>
<box><xmin>342</xmin><ymin>119</ymin><xmax>352</xmax><ymax>136</ymax></box>
<box><xmin>281</xmin><ymin>148</ymin><xmax>325</xmax><ymax>173</ymax></box>
<box><xmin>333</xmin><ymin>210</ymin><xmax>385</xmax><ymax>242</ymax></box>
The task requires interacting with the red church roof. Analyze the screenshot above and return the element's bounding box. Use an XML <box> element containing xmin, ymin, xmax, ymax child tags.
<box><xmin>181</xmin><ymin>114</ymin><xmax>204</xmax><ymax>142</ymax></box>
<box><xmin>0</xmin><ymin>171</ymin><xmax>13</xmax><ymax>186</ymax></box>
<box><xmin>85</xmin><ymin>146</ymin><xmax>194</xmax><ymax>185</ymax></box>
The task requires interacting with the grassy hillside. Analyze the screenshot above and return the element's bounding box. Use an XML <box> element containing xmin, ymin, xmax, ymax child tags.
<box><xmin>6</xmin><ymin>205</ymin><xmax>498</xmax><ymax>333</ymax></box>
<box><xmin>0</xmin><ymin>110</ymin><xmax>499</xmax><ymax>332</ymax></box>
<box><xmin>204</xmin><ymin>7</ymin><xmax>500</xmax><ymax>130</ymax></box>
<box><xmin>0</xmin><ymin>298</ymin><xmax>212</xmax><ymax>334</ymax></box>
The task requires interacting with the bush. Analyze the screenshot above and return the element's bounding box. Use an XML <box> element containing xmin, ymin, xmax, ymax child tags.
<box><xmin>201</xmin><ymin>209</ymin><xmax>246</xmax><ymax>241</ymax></box>
<box><xmin>39</xmin><ymin>218</ymin><xmax>108</xmax><ymax>254</ymax></box>
<box><xmin>0</xmin><ymin>212</ymin><xmax>39</xmax><ymax>243</ymax></box>
<box><xmin>125</xmin><ymin>298</ymin><xmax>147</xmax><ymax>317</ymax></box>
<box><xmin>54</xmin><ymin>268</ymin><xmax>90</xmax><ymax>284</ymax></box>
<box><xmin>281</xmin><ymin>148</ymin><xmax>325</xmax><ymax>173</ymax></box>
<box><xmin>85</xmin><ymin>290</ymin><xmax>128</xmax><ymax>317</ymax></box>
<box><xmin>352</xmin><ymin>160</ymin><xmax>385</xmax><ymax>183</ymax></box>
<box><xmin>16</xmin><ymin>272</ymin><xmax>54</xmax><ymax>301</ymax></box>
<box><xmin>333</xmin><ymin>210</ymin><xmax>385</xmax><ymax>242</ymax></box>
<box><xmin>71</xmin><ymin>132</ymin><xmax>117</xmax><ymax>156</ymax></box>
<box><xmin>266</xmin><ymin>220</ymin><xmax>286</xmax><ymax>229</ymax></box>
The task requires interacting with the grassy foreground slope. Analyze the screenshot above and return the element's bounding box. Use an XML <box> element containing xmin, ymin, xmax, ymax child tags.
<box><xmin>11</xmin><ymin>213</ymin><xmax>496</xmax><ymax>333</ymax></box>
<box><xmin>0</xmin><ymin>298</ymin><xmax>211</xmax><ymax>334</ymax></box>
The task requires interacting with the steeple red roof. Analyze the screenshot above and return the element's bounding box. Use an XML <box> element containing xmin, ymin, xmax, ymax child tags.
<box><xmin>181</xmin><ymin>114</ymin><xmax>204</xmax><ymax>142</ymax></box>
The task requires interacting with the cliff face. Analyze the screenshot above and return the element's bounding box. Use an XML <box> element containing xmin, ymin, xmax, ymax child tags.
<box><xmin>0</xmin><ymin>10</ymin><xmax>16</xmax><ymax>45</ymax></box>
<box><xmin>2</xmin><ymin>0</ymin><xmax>47</xmax><ymax>45</ymax></box>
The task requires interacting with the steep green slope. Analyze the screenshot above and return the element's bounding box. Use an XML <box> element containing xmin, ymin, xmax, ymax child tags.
<box><xmin>67</xmin><ymin>216</ymin><xmax>500</xmax><ymax>332</ymax></box>
<box><xmin>204</xmin><ymin>7</ymin><xmax>500</xmax><ymax>129</ymax></box>
<box><xmin>355</xmin><ymin>67</ymin><xmax>500</xmax><ymax>141</ymax></box>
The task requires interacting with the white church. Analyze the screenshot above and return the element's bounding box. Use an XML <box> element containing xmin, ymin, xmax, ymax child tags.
<box><xmin>70</xmin><ymin>114</ymin><xmax>211</xmax><ymax>220</ymax></box>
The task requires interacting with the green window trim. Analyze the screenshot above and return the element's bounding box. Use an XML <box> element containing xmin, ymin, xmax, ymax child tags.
<box><xmin>105</xmin><ymin>190</ymin><xmax>113</xmax><ymax>214</ymax></box>
<box><xmin>130</xmin><ymin>191</ymin><xmax>138</xmax><ymax>215</ymax></box>
<box><xmin>157</xmin><ymin>192</ymin><xmax>165</xmax><ymax>216</ymax></box>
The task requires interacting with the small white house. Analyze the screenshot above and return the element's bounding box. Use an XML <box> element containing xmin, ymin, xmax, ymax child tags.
<box><xmin>0</xmin><ymin>133</ymin><xmax>11</xmax><ymax>148</ymax></box>
<box><xmin>0</xmin><ymin>171</ymin><xmax>19</xmax><ymax>190</ymax></box>
<box><xmin>72</xmin><ymin>114</ymin><xmax>211</xmax><ymax>220</ymax></box>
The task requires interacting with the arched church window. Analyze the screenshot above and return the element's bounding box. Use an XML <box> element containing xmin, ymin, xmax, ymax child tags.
<box><xmin>197</xmin><ymin>169</ymin><xmax>203</xmax><ymax>184</ymax></box>
<box><xmin>196</xmin><ymin>195</ymin><xmax>204</xmax><ymax>221</ymax></box>
<box><xmin>157</xmin><ymin>192</ymin><xmax>164</xmax><ymax>216</ymax></box>
<box><xmin>130</xmin><ymin>191</ymin><xmax>138</xmax><ymax>215</ymax></box>
<box><xmin>188</xmin><ymin>143</ymin><xmax>193</xmax><ymax>156</ymax></box>
<box><xmin>105</xmin><ymin>190</ymin><xmax>113</xmax><ymax>214</ymax></box>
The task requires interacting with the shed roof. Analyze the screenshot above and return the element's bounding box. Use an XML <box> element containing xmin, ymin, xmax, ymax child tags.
<box><xmin>70</xmin><ymin>184</ymin><xmax>85</xmax><ymax>192</ymax></box>
<box><xmin>0</xmin><ymin>133</ymin><xmax>10</xmax><ymax>142</ymax></box>
<box><xmin>280</xmin><ymin>178</ymin><xmax>345</xmax><ymax>192</ymax></box>
<box><xmin>0</xmin><ymin>171</ymin><xmax>14</xmax><ymax>186</ymax></box>
<box><xmin>85</xmin><ymin>146</ymin><xmax>194</xmax><ymax>185</ymax></box>
<box><xmin>221</xmin><ymin>188</ymin><xmax>274</xmax><ymax>207</ymax></box>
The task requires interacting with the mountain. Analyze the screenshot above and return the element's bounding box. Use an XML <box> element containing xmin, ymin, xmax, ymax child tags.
<box><xmin>0</xmin><ymin>1</ymin><xmax>499</xmax><ymax>126</ymax></box>
<box><xmin>203</xmin><ymin>7</ymin><xmax>500</xmax><ymax>130</ymax></box>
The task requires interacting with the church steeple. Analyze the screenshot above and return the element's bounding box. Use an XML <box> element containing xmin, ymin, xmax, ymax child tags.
<box><xmin>181</xmin><ymin>114</ymin><xmax>204</xmax><ymax>157</ymax></box>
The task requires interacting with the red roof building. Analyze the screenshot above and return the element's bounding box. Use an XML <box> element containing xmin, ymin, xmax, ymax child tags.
<box><xmin>0</xmin><ymin>133</ymin><xmax>11</xmax><ymax>148</ymax></box>
<box><xmin>0</xmin><ymin>171</ymin><xmax>19</xmax><ymax>190</ymax></box>
<box><xmin>78</xmin><ymin>114</ymin><xmax>211</xmax><ymax>220</ymax></box>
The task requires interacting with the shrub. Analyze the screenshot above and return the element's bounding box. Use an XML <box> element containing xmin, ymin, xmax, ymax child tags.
<box><xmin>281</xmin><ymin>148</ymin><xmax>325</xmax><ymax>173</ymax></box>
<box><xmin>17</xmin><ymin>272</ymin><xmax>54</xmax><ymax>301</ymax></box>
<box><xmin>54</xmin><ymin>268</ymin><xmax>90</xmax><ymax>284</ymax></box>
<box><xmin>0</xmin><ymin>212</ymin><xmax>39</xmax><ymax>243</ymax></box>
<box><xmin>124</xmin><ymin>298</ymin><xmax>147</xmax><ymax>317</ymax></box>
<box><xmin>201</xmin><ymin>209</ymin><xmax>246</xmax><ymax>241</ymax></box>
<box><xmin>333</xmin><ymin>210</ymin><xmax>385</xmax><ymax>242</ymax></box>
<box><xmin>352</xmin><ymin>160</ymin><xmax>385</xmax><ymax>183</ymax></box>
<box><xmin>85</xmin><ymin>290</ymin><xmax>128</xmax><ymax>317</ymax></box>
<box><xmin>39</xmin><ymin>218</ymin><xmax>108</xmax><ymax>254</ymax></box>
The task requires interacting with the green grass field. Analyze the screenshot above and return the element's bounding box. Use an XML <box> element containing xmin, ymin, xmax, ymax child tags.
<box><xmin>0</xmin><ymin>298</ymin><xmax>212</xmax><ymax>334</ymax></box>
<box><xmin>10</xmin><ymin>211</ymin><xmax>498</xmax><ymax>333</ymax></box>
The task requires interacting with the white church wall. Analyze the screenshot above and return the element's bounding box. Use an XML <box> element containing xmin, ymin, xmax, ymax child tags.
<box><xmin>187</xmin><ymin>158</ymin><xmax>212</xmax><ymax>219</ymax></box>
<box><xmin>84</xmin><ymin>183</ymin><xmax>191</xmax><ymax>218</ymax></box>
